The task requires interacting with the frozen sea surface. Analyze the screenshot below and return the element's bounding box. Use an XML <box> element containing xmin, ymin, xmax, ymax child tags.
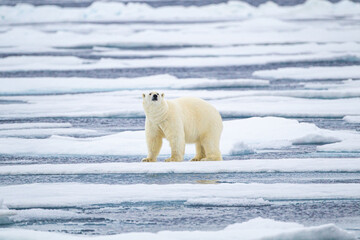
<box><xmin>0</xmin><ymin>0</ymin><xmax>360</xmax><ymax>239</ymax></box>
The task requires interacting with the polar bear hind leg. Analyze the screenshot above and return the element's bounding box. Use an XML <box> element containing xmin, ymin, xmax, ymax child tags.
<box><xmin>200</xmin><ymin>136</ymin><xmax>222</xmax><ymax>161</ymax></box>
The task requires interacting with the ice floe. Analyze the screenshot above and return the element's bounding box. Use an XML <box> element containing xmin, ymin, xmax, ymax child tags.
<box><xmin>0</xmin><ymin>75</ymin><xmax>269</xmax><ymax>95</ymax></box>
<box><xmin>343</xmin><ymin>116</ymin><xmax>360</xmax><ymax>123</ymax></box>
<box><xmin>1</xmin><ymin>90</ymin><xmax>360</xmax><ymax>119</ymax></box>
<box><xmin>0</xmin><ymin>53</ymin><xmax>358</xmax><ymax>71</ymax></box>
<box><xmin>94</xmin><ymin>42</ymin><xmax>360</xmax><ymax>58</ymax></box>
<box><xmin>1</xmin><ymin>182</ymin><xmax>360</xmax><ymax>208</ymax></box>
<box><xmin>0</xmin><ymin>217</ymin><xmax>355</xmax><ymax>240</ymax></box>
<box><xmin>2</xmin><ymin>22</ymin><xmax>360</xmax><ymax>55</ymax></box>
<box><xmin>1</xmin><ymin>0</ymin><xmax>360</xmax><ymax>24</ymax></box>
<box><xmin>0</xmin><ymin>122</ymin><xmax>71</xmax><ymax>130</ymax></box>
<box><xmin>317</xmin><ymin>139</ymin><xmax>360</xmax><ymax>153</ymax></box>
<box><xmin>0</xmin><ymin>200</ymin><xmax>16</xmax><ymax>225</ymax></box>
<box><xmin>253</xmin><ymin>66</ymin><xmax>360</xmax><ymax>80</ymax></box>
<box><xmin>1</xmin><ymin>158</ymin><xmax>359</xmax><ymax>175</ymax></box>
<box><xmin>292</xmin><ymin>134</ymin><xmax>341</xmax><ymax>145</ymax></box>
<box><xmin>0</xmin><ymin>117</ymin><xmax>359</xmax><ymax>155</ymax></box>
<box><xmin>0</xmin><ymin>128</ymin><xmax>99</xmax><ymax>138</ymax></box>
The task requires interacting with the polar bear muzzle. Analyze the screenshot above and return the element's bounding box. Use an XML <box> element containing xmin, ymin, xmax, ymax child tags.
<box><xmin>152</xmin><ymin>93</ymin><xmax>159</xmax><ymax>101</ymax></box>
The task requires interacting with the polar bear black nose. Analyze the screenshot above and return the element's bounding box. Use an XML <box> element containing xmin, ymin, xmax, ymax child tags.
<box><xmin>152</xmin><ymin>94</ymin><xmax>158</xmax><ymax>101</ymax></box>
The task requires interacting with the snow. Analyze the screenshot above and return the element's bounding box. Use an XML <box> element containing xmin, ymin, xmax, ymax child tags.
<box><xmin>1</xmin><ymin>158</ymin><xmax>359</xmax><ymax>175</ymax></box>
<box><xmin>0</xmin><ymin>117</ymin><xmax>359</xmax><ymax>155</ymax></box>
<box><xmin>0</xmin><ymin>75</ymin><xmax>269</xmax><ymax>95</ymax></box>
<box><xmin>185</xmin><ymin>198</ymin><xmax>271</xmax><ymax>207</ymax></box>
<box><xmin>343</xmin><ymin>116</ymin><xmax>360</xmax><ymax>123</ymax></box>
<box><xmin>229</xmin><ymin>142</ymin><xmax>255</xmax><ymax>155</ymax></box>
<box><xmin>292</xmin><ymin>134</ymin><xmax>341</xmax><ymax>145</ymax></box>
<box><xmin>317</xmin><ymin>139</ymin><xmax>360</xmax><ymax>153</ymax></box>
<box><xmin>1</xmin><ymin>0</ymin><xmax>360</xmax><ymax>24</ymax></box>
<box><xmin>0</xmin><ymin>217</ymin><xmax>355</xmax><ymax>240</ymax></box>
<box><xmin>1</xmin><ymin>182</ymin><xmax>360</xmax><ymax>208</ymax></box>
<box><xmin>253</xmin><ymin>66</ymin><xmax>360</xmax><ymax>80</ymax></box>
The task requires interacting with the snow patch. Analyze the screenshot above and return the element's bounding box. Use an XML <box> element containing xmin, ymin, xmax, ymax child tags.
<box><xmin>292</xmin><ymin>134</ymin><xmax>341</xmax><ymax>145</ymax></box>
<box><xmin>229</xmin><ymin>142</ymin><xmax>255</xmax><ymax>155</ymax></box>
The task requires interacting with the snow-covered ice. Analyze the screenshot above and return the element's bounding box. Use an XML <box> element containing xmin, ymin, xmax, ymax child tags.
<box><xmin>343</xmin><ymin>116</ymin><xmax>360</xmax><ymax>123</ymax></box>
<box><xmin>1</xmin><ymin>90</ymin><xmax>360</xmax><ymax>119</ymax></box>
<box><xmin>317</xmin><ymin>139</ymin><xmax>360</xmax><ymax>153</ymax></box>
<box><xmin>1</xmin><ymin>0</ymin><xmax>360</xmax><ymax>23</ymax></box>
<box><xmin>0</xmin><ymin>75</ymin><xmax>269</xmax><ymax>95</ymax></box>
<box><xmin>1</xmin><ymin>182</ymin><xmax>360</xmax><ymax>208</ymax></box>
<box><xmin>253</xmin><ymin>66</ymin><xmax>360</xmax><ymax>80</ymax></box>
<box><xmin>1</xmin><ymin>0</ymin><xmax>360</xmax><ymax>237</ymax></box>
<box><xmin>0</xmin><ymin>53</ymin><xmax>357</xmax><ymax>71</ymax></box>
<box><xmin>0</xmin><ymin>218</ymin><xmax>355</xmax><ymax>240</ymax></box>
<box><xmin>0</xmin><ymin>117</ymin><xmax>359</xmax><ymax>155</ymax></box>
<box><xmin>94</xmin><ymin>42</ymin><xmax>360</xmax><ymax>58</ymax></box>
<box><xmin>0</xmin><ymin>123</ymin><xmax>72</xmax><ymax>130</ymax></box>
<box><xmin>0</xmin><ymin>128</ymin><xmax>99</xmax><ymax>138</ymax></box>
<box><xmin>1</xmin><ymin>158</ymin><xmax>359</xmax><ymax>175</ymax></box>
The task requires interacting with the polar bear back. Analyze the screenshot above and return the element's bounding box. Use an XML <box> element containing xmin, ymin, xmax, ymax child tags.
<box><xmin>167</xmin><ymin>97</ymin><xmax>223</xmax><ymax>143</ymax></box>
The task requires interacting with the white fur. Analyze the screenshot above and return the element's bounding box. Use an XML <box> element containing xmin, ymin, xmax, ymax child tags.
<box><xmin>142</xmin><ymin>91</ymin><xmax>223</xmax><ymax>162</ymax></box>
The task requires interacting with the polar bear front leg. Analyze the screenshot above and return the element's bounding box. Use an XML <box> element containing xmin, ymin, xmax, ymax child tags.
<box><xmin>165</xmin><ymin>133</ymin><xmax>185</xmax><ymax>162</ymax></box>
<box><xmin>142</xmin><ymin>134</ymin><xmax>162</xmax><ymax>162</ymax></box>
<box><xmin>142</xmin><ymin>121</ymin><xmax>163</xmax><ymax>162</ymax></box>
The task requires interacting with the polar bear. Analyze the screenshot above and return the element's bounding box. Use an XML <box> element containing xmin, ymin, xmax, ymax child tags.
<box><xmin>141</xmin><ymin>92</ymin><xmax>223</xmax><ymax>162</ymax></box>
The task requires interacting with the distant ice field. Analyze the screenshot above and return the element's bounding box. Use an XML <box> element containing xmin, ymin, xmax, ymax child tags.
<box><xmin>1</xmin><ymin>0</ymin><xmax>360</xmax><ymax>238</ymax></box>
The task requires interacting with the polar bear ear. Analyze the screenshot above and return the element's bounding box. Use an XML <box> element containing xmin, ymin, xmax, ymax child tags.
<box><xmin>142</xmin><ymin>93</ymin><xmax>145</xmax><ymax>98</ymax></box>
<box><xmin>161</xmin><ymin>93</ymin><xmax>165</xmax><ymax>98</ymax></box>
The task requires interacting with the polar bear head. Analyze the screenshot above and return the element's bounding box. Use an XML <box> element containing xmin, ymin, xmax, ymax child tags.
<box><xmin>142</xmin><ymin>91</ymin><xmax>164</xmax><ymax>104</ymax></box>
<box><xmin>142</xmin><ymin>91</ymin><xmax>167</xmax><ymax>122</ymax></box>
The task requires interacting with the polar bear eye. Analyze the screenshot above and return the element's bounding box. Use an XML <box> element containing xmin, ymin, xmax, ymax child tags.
<box><xmin>149</xmin><ymin>93</ymin><xmax>152</xmax><ymax>96</ymax></box>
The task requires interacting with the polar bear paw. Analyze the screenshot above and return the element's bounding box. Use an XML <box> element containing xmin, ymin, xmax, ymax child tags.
<box><xmin>199</xmin><ymin>158</ymin><xmax>222</xmax><ymax>161</ymax></box>
<box><xmin>190</xmin><ymin>158</ymin><xmax>202</xmax><ymax>161</ymax></box>
<box><xmin>141</xmin><ymin>158</ymin><xmax>157</xmax><ymax>162</ymax></box>
<box><xmin>165</xmin><ymin>157</ymin><xmax>182</xmax><ymax>162</ymax></box>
